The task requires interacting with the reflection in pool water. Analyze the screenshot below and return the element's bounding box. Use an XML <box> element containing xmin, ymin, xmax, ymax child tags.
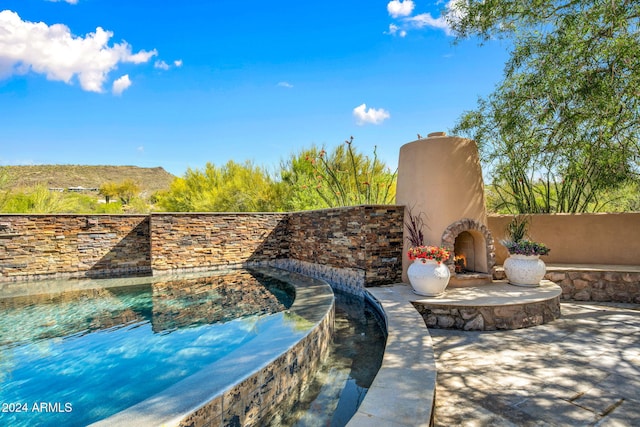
<box><xmin>0</xmin><ymin>268</ymin><xmax>296</xmax><ymax>427</ymax></box>
<box><xmin>283</xmin><ymin>290</ymin><xmax>386</xmax><ymax>427</ymax></box>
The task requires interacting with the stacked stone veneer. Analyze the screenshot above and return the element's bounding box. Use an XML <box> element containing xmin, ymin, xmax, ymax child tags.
<box><xmin>494</xmin><ymin>268</ymin><xmax>640</xmax><ymax>303</ymax></box>
<box><xmin>178</xmin><ymin>298</ymin><xmax>334</xmax><ymax>427</ymax></box>
<box><xmin>150</xmin><ymin>206</ymin><xmax>403</xmax><ymax>292</ymax></box>
<box><xmin>150</xmin><ymin>213</ymin><xmax>289</xmax><ymax>271</ymax></box>
<box><xmin>1</xmin><ymin>206</ymin><xmax>404</xmax><ymax>292</ymax></box>
<box><xmin>0</xmin><ymin>214</ymin><xmax>150</xmax><ymax>281</ymax></box>
<box><xmin>285</xmin><ymin>206</ymin><xmax>404</xmax><ymax>288</ymax></box>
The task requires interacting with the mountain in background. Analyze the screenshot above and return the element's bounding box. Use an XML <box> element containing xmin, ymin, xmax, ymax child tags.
<box><xmin>2</xmin><ymin>165</ymin><xmax>176</xmax><ymax>196</ymax></box>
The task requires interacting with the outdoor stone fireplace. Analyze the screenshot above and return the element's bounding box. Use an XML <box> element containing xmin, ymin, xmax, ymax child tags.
<box><xmin>396</xmin><ymin>132</ymin><xmax>495</xmax><ymax>287</ymax></box>
<box><xmin>442</xmin><ymin>218</ymin><xmax>495</xmax><ymax>286</ymax></box>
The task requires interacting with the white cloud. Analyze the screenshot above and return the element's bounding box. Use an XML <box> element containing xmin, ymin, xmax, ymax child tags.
<box><xmin>137</xmin><ymin>146</ymin><xmax>144</xmax><ymax>153</ymax></box>
<box><xmin>0</xmin><ymin>10</ymin><xmax>157</xmax><ymax>93</ymax></box>
<box><xmin>353</xmin><ymin>104</ymin><xmax>390</xmax><ymax>125</ymax></box>
<box><xmin>154</xmin><ymin>60</ymin><xmax>170</xmax><ymax>70</ymax></box>
<box><xmin>277</xmin><ymin>81</ymin><xmax>293</xmax><ymax>88</ymax></box>
<box><xmin>387</xmin><ymin>0</ymin><xmax>415</xmax><ymax>18</ymax></box>
<box><xmin>112</xmin><ymin>74</ymin><xmax>131</xmax><ymax>95</ymax></box>
<box><xmin>385</xmin><ymin>0</ymin><xmax>464</xmax><ymax>37</ymax></box>
<box><xmin>47</xmin><ymin>0</ymin><xmax>79</xmax><ymax>4</ymax></box>
<box><xmin>408</xmin><ymin>13</ymin><xmax>451</xmax><ymax>34</ymax></box>
<box><xmin>155</xmin><ymin>59</ymin><xmax>183</xmax><ymax>70</ymax></box>
<box><xmin>387</xmin><ymin>24</ymin><xmax>407</xmax><ymax>37</ymax></box>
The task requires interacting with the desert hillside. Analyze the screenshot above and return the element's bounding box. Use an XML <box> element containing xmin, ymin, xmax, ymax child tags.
<box><xmin>2</xmin><ymin>165</ymin><xmax>176</xmax><ymax>195</ymax></box>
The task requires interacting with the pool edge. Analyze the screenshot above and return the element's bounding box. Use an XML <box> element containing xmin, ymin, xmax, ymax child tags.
<box><xmin>89</xmin><ymin>268</ymin><xmax>335</xmax><ymax>427</ymax></box>
<box><xmin>347</xmin><ymin>284</ymin><xmax>437</xmax><ymax>427</ymax></box>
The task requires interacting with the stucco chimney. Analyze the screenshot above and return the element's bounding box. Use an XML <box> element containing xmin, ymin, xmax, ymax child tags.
<box><xmin>396</xmin><ymin>133</ymin><xmax>494</xmax><ymax>285</ymax></box>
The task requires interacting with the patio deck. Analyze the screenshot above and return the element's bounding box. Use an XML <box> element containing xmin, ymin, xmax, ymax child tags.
<box><xmin>347</xmin><ymin>281</ymin><xmax>561</xmax><ymax>426</ymax></box>
<box><xmin>431</xmin><ymin>300</ymin><xmax>640</xmax><ymax>426</ymax></box>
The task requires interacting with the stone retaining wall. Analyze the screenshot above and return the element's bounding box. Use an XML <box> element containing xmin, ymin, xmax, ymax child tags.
<box><xmin>493</xmin><ymin>268</ymin><xmax>640</xmax><ymax>303</ymax></box>
<box><xmin>265</xmin><ymin>259</ymin><xmax>366</xmax><ymax>296</ymax></box>
<box><xmin>0</xmin><ymin>214</ymin><xmax>150</xmax><ymax>281</ymax></box>
<box><xmin>547</xmin><ymin>270</ymin><xmax>639</xmax><ymax>303</ymax></box>
<box><xmin>150</xmin><ymin>213</ymin><xmax>289</xmax><ymax>272</ymax></box>
<box><xmin>0</xmin><ymin>207</ymin><xmax>404</xmax><ymax>290</ymax></box>
<box><xmin>413</xmin><ymin>297</ymin><xmax>562</xmax><ymax>331</ymax></box>
<box><xmin>287</xmin><ymin>206</ymin><xmax>404</xmax><ymax>287</ymax></box>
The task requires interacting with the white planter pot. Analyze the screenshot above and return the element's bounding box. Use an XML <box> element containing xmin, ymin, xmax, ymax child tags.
<box><xmin>503</xmin><ymin>254</ymin><xmax>546</xmax><ymax>287</ymax></box>
<box><xmin>407</xmin><ymin>259</ymin><xmax>451</xmax><ymax>296</ymax></box>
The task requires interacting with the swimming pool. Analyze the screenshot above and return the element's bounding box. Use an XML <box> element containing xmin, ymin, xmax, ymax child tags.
<box><xmin>0</xmin><ymin>267</ymin><xmax>333</xmax><ymax>426</ymax></box>
<box><xmin>282</xmin><ymin>289</ymin><xmax>386</xmax><ymax>426</ymax></box>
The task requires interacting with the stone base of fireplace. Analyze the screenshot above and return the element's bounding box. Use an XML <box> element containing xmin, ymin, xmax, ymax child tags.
<box><xmin>411</xmin><ymin>280</ymin><xmax>562</xmax><ymax>330</ymax></box>
<box><xmin>449</xmin><ymin>272</ymin><xmax>493</xmax><ymax>287</ymax></box>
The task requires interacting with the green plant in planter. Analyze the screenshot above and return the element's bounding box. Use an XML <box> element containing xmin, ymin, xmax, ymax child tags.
<box><xmin>503</xmin><ymin>240</ymin><xmax>550</xmax><ymax>256</ymax></box>
<box><xmin>501</xmin><ymin>215</ymin><xmax>551</xmax><ymax>256</ymax></box>
<box><xmin>505</xmin><ymin>214</ymin><xmax>529</xmax><ymax>243</ymax></box>
<box><xmin>501</xmin><ymin>215</ymin><xmax>551</xmax><ymax>286</ymax></box>
<box><xmin>404</xmin><ymin>205</ymin><xmax>452</xmax><ymax>295</ymax></box>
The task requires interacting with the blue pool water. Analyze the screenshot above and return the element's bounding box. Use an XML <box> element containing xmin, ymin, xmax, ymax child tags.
<box><xmin>0</xmin><ymin>269</ymin><xmax>296</xmax><ymax>427</ymax></box>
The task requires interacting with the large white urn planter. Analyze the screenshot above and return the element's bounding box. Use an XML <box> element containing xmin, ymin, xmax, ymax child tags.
<box><xmin>503</xmin><ymin>254</ymin><xmax>546</xmax><ymax>287</ymax></box>
<box><xmin>407</xmin><ymin>259</ymin><xmax>451</xmax><ymax>296</ymax></box>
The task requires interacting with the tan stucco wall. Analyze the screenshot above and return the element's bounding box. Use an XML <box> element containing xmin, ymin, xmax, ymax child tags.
<box><xmin>396</xmin><ymin>133</ymin><xmax>488</xmax><ymax>279</ymax></box>
<box><xmin>489</xmin><ymin>213</ymin><xmax>640</xmax><ymax>265</ymax></box>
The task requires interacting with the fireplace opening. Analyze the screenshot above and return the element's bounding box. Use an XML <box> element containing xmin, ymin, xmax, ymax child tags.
<box><xmin>441</xmin><ymin>218</ymin><xmax>495</xmax><ymax>283</ymax></box>
<box><xmin>454</xmin><ymin>231</ymin><xmax>476</xmax><ymax>273</ymax></box>
<box><xmin>450</xmin><ymin>229</ymin><xmax>491</xmax><ymax>275</ymax></box>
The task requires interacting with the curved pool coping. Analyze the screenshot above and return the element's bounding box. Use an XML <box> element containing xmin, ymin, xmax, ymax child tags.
<box><xmin>348</xmin><ymin>283</ymin><xmax>437</xmax><ymax>427</ymax></box>
<box><xmin>90</xmin><ymin>267</ymin><xmax>335</xmax><ymax>427</ymax></box>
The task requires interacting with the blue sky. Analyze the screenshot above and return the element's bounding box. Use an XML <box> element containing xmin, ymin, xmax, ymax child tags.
<box><xmin>0</xmin><ymin>0</ymin><xmax>509</xmax><ymax>177</ymax></box>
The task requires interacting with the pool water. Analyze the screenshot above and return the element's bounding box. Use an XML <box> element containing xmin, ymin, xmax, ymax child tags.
<box><xmin>0</xmin><ymin>269</ymin><xmax>296</xmax><ymax>427</ymax></box>
<box><xmin>281</xmin><ymin>290</ymin><xmax>386</xmax><ymax>426</ymax></box>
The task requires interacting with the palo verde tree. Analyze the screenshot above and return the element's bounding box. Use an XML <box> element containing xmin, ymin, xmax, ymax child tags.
<box><xmin>99</xmin><ymin>180</ymin><xmax>141</xmax><ymax>205</ymax></box>
<box><xmin>98</xmin><ymin>181</ymin><xmax>119</xmax><ymax>204</ymax></box>
<box><xmin>157</xmin><ymin>139</ymin><xmax>397</xmax><ymax>213</ymax></box>
<box><xmin>449</xmin><ymin>0</ymin><xmax>640</xmax><ymax>213</ymax></box>
<box><xmin>155</xmin><ymin>160</ymin><xmax>285</xmax><ymax>212</ymax></box>
<box><xmin>116</xmin><ymin>179</ymin><xmax>140</xmax><ymax>205</ymax></box>
<box><xmin>1</xmin><ymin>185</ymin><xmax>75</xmax><ymax>213</ymax></box>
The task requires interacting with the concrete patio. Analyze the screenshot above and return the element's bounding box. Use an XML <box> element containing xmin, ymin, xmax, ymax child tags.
<box><xmin>431</xmin><ymin>301</ymin><xmax>640</xmax><ymax>426</ymax></box>
<box><xmin>356</xmin><ymin>283</ymin><xmax>640</xmax><ymax>426</ymax></box>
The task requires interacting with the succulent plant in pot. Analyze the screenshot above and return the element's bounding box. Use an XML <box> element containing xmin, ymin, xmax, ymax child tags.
<box><xmin>503</xmin><ymin>240</ymin><xmax>550</xmax><ymax>257</ymax></box>
<box><xmin>501</xmin><ymin>215</ymin><xmax>551</xmax><ymax>287</ymax></box>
